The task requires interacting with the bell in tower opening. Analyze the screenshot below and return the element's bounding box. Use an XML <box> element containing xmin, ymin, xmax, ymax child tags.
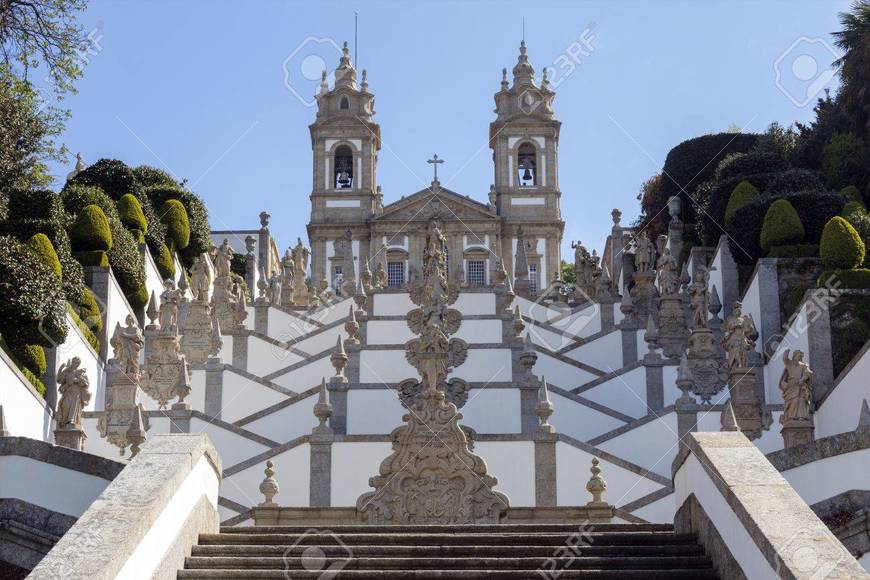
<box><xmin>334</xmin><ymin>145</ymin><xmax>354</xmax><ymax>189</ymax></box>
<box><xmin>517</xmin><ymin>142</ymin><xmax>537</xmax><ymax>187</ymax></box>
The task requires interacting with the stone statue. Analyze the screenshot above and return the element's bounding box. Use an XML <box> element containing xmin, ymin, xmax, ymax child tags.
<box><xmin>110</xmin><ymin>315</ymin><xmax>144</xmax><ymax>377</ymax></box>
<box><xmin>656</xmin><ymin>247</ymin><xmax>679</xmax><ymax>295</ymax></box>
<box><xmin>634</xmin><ymin>232</ymin><xmax>655</xmax><ymax>274</ymax></box>
<box><xmin>189</xmin><ymin>255</ymin><xmax>211</xmax><ymax>301</ymax></box>
<box><xmin>268</xmin><ymin>273</ymin><xmax>282</xmax><ymax>304</ymax></box>
<box><xmin>291</xmin><ymin>237</ymin><xmax>309</xmax><ymax>273</ymax></box>
<box><xmin>56</xmin><ymin>357</ymin><xmax>91</xmax><ymax>428</ymax></box>
<box><xmin>779</xmin><ymin>350</ymin><xmax>813</xmax><ymax>423</ymax></box>
<box><xmin>158</xmin><ymin>278</ymin><xmax>183</xmax><ymax>331</ymax></box>
<box><xmin>281</xmin><ymin>251</ymin><xmax>295</xmax><ymax>295</ymax></box>
<box><xmin>688</xmin><ymin>264</ymin><xmax>715</xmax><ymax>328</ymax></box>
<box><xmin>488</xmin><ymin>185</ymin><xmax>497</xmax><ymax>212</ymax></box>
<box><xmin>722</xmin><ymin>302</ymin><xmax>758</xmax><ymax>369</ymax></box>
<box><xmin>374</xmin><ymin>262</ymin><xmax>388</xmax><ymax>289</ymax></box>
<box><xmin>213</xmin><ymin>239</ymin><xmax>234</xmax><ymax>278</ymax></box>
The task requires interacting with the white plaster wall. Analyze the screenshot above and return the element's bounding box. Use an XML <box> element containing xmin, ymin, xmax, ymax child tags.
<box><xmin>515</xmin><ymin>297</ymin><xmax>601</xmax><ymax>340</ymax></box>
<box><xmin>273</xmin><ymin>356</ymin><xmax>337</xmax><ymax>391</ymax></box>
<box><xmin>346</xmin><ymin>390</ymin><xmax>406</xmax><ymax>434</ymax></box>
<box><xmin>549</xmin><ymin>393</ymin><xmax>625</xmax><ymax>442</ymax></box>
<box><xmin>599</xmin><ymin>412</ymin><xmax>678</xmax><ymax>478</ymax></box>
<box><xmin>859</xmin><ymin>553</ymin><xmax>869</xmax><ymax>571</ymax></box>
<box><xmin>316</xmin><ymin>298</ymin><xmax>354</xmax><ymax>326</ymax></box>
<box><xmin>674</xmin><ymin>454</ymin><xmax>777</xmax><ymax>579</ymax></box>
<box><xmin>708</xmin><ymin>248</ymin><xmax>725</xmax><ymax>305</ymax></box>
<box><xmin>373</xmin><ymin>293</ymin><xmax>414</xmax><ymax>316</ymax></box>
<box><xmin>219</xmin><ymin>369</ymin><xmax>288</xmax><ymax>424</ymax></box>
<box><xmin>222</xmin><ymin>444</ymin><xmax>309</xmax><ymax>508</ymax></box>
<box><xmin>613</xmin><ymin>302</ymin><xmax>625</xmax><ymax>326</ymax></box>
<box><xmin>0</xmin><ymin>355</ymin><xmax>52</xmax><ymax>441</ymax></box>
<box><xmin>454</xmin><ymin>320</ymin><xmax>503</xmax><ymax>344</ymax></box>
<box><xmin>218</xmin><ymin>337</ymin><xmax>233</xmax><ymax>364</ymax></box>
<box><xmin>662</xmin><ymin>365</ymin><xmax>681</xmax><ymax>407</ymax></box>
<box><xmin>365</xmin><ymin>321</ymin><xmax>416</xmax><ymax>345</ymax></box>
<box><xmin>475</xmin><ymin>441</ymin><xmax>535</xmax><ymax>506</ymax></box>
<box><xmin>189</xmin><ymin>417</ymin><xmax>270</xmax><ymax>469</ymax></box>
<box><xmin>565</xmin><ymin>331</ymin><xmax>621</xmax><ymax>369</ymax></box>
<box><xmin>248</xmin><ymin>335</ymin><xmax>303</xmax><ymax>376</ymax></box>
<box><xmin>106</xmin><ymin>271</ymin><xmax>137</xmax><ymax>346</ymax></box>
<box><xmin>52</xmin><ymin>312</ymin><xmax>104</xmax><ymax>412</ymax></box>
<box><xmin>739</xmin><ymin>271</ymin><xmax>763</xmax><ymax>359</ymax></box>
<box><xmin>268</xmin><ymin>309</ymin><xmax>318</xmax><ymax>340</ymax></box>
<box><xmin>142</xmin><ymin>245</ymin><xmax>166</xmax><ymax>305</ymax></box>
<box><xmin>555</xmin><ymin>442</ymin><xmax>664</xmax><ymax>507</ymax></box>
<box><xmin>359</xmin><ymin>350</ymin><xmax>415</xmax><ymax>383</ymax></box>
<box><xmin>461</xmin><ymin>389</ymin><xmax>521</xmax><ymax>434</ymax></box>
<box><xmin>332</xmin><ymin>442</ymin><xmax>392</xmax><ymax>506</ymax></box>
<box><xmin>582</xmin><ymin>366</ymin><xmax>648</xmax><ymax>419</ymax></box>
<box><xmin>452</xmin><ymin>293</ymin><xmax>495</xmax><ymax>315</ymax></box>
<box><xmin>295</xmin><ymin>326</ymin><xmax>348</xmax><ymax>356</ymax></box>
<box><xmin>629</xmin><ymin>492</ymin><xmax>675</xmax><ymax>523</ymax></box>
<box><xmin>527</xmin><ymin>324</ymin><xmax>575</xmax><ymax>352</ymax></box>
<box><xmin>244</xmin><ymin>395</ymin><xmax>318</xmax><ymax>442</ymax></box>
<box><xmin>534</xmin><ymin>353</ymin><xmax>598</xmax><ymax>390</ymax></box>
<box><xmin>816</xmin><ymin>346</ymin><xmax>870</xmax><ymax>438</ymax></box>
<box><xmin>449</xmin><ymin>349</ymin><xmax>512</xmax><ymax>382</ymax></box>
<box><xmin>188</xmin><ymin>368</ymin><xmax>206</xmax><ymax>413</ymax></box>
<box><xmin>781</xmin><ymin>447</ymin><xmax>870</xmax><ymax>507</ymax></box>
<box><xmin>0</xmin><ymin>455</ymin><xmax>112</xmax><ymax>518</ymax></box>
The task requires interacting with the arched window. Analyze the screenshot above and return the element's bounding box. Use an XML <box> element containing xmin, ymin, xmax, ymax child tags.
<box><xmin>334</xmin><ymin>145</ymin><xmax>353</xmax><ymax>189</ymax></box>
<box><xmin>339</xmin><ymin>96</ymin><xmax>350</xmax><ymax>110</ymax></box>
<box><xmin>517</xmin><ymin>143</ymin><xmax>537</xmax><ymax>187</ymax></box>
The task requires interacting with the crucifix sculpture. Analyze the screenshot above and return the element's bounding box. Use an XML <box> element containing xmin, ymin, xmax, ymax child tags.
<box><xmin>427</xmin><ymin>154</ymin><xmax>444</xmax><ymax>183</ymax></box>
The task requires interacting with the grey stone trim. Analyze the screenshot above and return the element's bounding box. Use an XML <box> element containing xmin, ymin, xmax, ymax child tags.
<box><xmin>204</xmin><ymin>357</ymin><xmax>223</xmax><ymax>419</ymax></box>
<box><xmin>254</xmin><ymin>302</ymin><xmax>269</xmax><ymax>335</ymax></box>
<box><xmin>533</xmin><ymin>433</ymin><xmax>557</xmax><ymax>507</ymax></box>
<box><xmin>0</xmin><ymin>437</ymin><xmax>122</xmax><ymax>480</ymax></box>
<box><xmin>309</xmin><ymin>440</ymin><xmax>333</xmax><ymax>507</ymax></box>
<box><xmin>621</xmin><ymin>327</ymin><xmax>638</xmax><ymax>366</ymax></box>
<box><xmin>586</xmin><ymin>406</ymin><xmax>676</xmax><ymax>446</ymax></box>
<box><xmin>519</xmin><ymin>387</ymin><xmax>538</xmax><ymax>434</ymax></box>
<box><xmin>675</xmin><ymin>493</ymin><xmax>747</xmax><ymax>580</ymax></box>
<box><xmin>220</xmin><ymin>509</ymin><xmax>253</xmax><ymax>527</ymax></box>
<box><xmin>740</xmin><ymin>258</ymin><xmax>781</xmax><ymax>360</ymax></box>
<box><xmin>262</xmin><ymin>349</ymin><xmax>333</xmax><ymax>382</ymax></box>
<box><xmin>532</xmin><ymin>347</ymin><xmax>606</xmax><ymax>378</ymax></box>
<box><xmin>233</xmin><ymin>383</ymin><xmax>320</xmax><ymax>427</ymax></box>
<box><xmin>368</xmin><ymin>314</ymin><xmax>503</xmax><ymax>322</ymax></box>
<box><xmin>555</xmin><ymin>433</ymin><xmax>672</xmax><ymax>487</ymax></box>
<box><xmin>184</xmin><ymin>410</ymin><xmax>281</xmax><ymax>449</ymax></box>
<box><xmin>231</xmin><ymin>330</ymin><xmax>248</xmax><ymax>371</ymax></box>
<box><xmin>167</xmin><ymin>409</ymin><xmax>191</xmax><ymax>433</ymax></box>
<box><xmin>222</xmin><ymin>435</ymin><xmax>309</xmax><ymax>477</ymax></box>
<box><xmin>766</xmin><ymin>430</ymin><xmax>870</xmax><ymax>472</ymax></box>
<box><xmin>618</xmin><ymin>485</ymin><xmax>675</xmax><ymax>514</ymax></box>
<box><xmin>28</xmin><ymin>434</ymin><xmax>221</xmax><ymax>580</ymax></box>
<box><xmin>547</xmin><ymin>384</ymin><xmax>636</xmax><ymax>424</ymax></box>
<box><xmin>360</xmin><ymin>342</ymin><xmax>511</xmax><ymax>351</ymax></box>
<box><xmin>715</xmin><ymin>235</ymin><xmax>740</xmax><ymax>320</ymax></box>
<box><xmin>554</xmin><ymin>328</ymin><xmax>612</xmax><ymax>356</ymax></box>
<box><xmin>0</xmin><ymin>498</ymin><xmax>78</xmax><ymax>571</ymax></box>
<box><xmin>570</xmin><ymin>360</ymin><xmax>645</xmax><ymax>394</ymax></box>
<box><xmin>223</xmin><ymin>364</ymin><xmax>297</xmax><ymax>397</ymax></box>
<box><xmin>217</xmin><ymin>496</ymin><xmax>249</xmax><ymax>515</ymax></box>
<box><xmin>248</xmin><ymin>329</ymin><xmax>311</xmax><ymax>358</ymax></box>
<box><xmin>644</xmin><ymin>356</ymin><xmax>664</xmax><ymax>412</ymax></box>
<box><xmin>612</xmin><ymin>507</ymin><xmax>648</xmax><ymax>524</ymax></box>
<box><xmin>674</xmin><ymin>431</ymin><xmax>869</xmax><ymax>580</ymax></box>
<box><xmin>328</xmin><ymin>380</ymin><xmax>348</xmax><ymax>435</ymax></box>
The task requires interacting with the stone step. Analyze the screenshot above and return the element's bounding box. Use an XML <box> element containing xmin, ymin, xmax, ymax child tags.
<box><xmin>191</xmin><ymin>543</ymin><xmax>705</xmax><ymax>558</ymax></box>
<box><xmin>218</xmin><ymin>523</ymin><xmax>675</xmax><ymax>535</ymax></box>
<box><xmin>177</xmin><ymin>570</ymin><xmax>719</xmax><ymax>579</ymax></box>
<box><xmin>198</xmin><ymin>532</ymin><xmax>697</xmax><ymax>547</ymax></box>
<box><xmin>184</xmin><ymin>555</ymin><xmax>715</xmax><ymax>571</ymax></box>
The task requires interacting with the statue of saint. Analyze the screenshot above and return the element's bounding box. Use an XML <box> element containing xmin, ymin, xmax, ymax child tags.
<box><xmin>159</xmin><ymin>278</ymin><xmax>183</xmax><ymax>331</ymax></box>
<box><xmin>779</xmin><ymin>350</ymin><xmax>813</xmax><ymax>423</ymax></box>
<box><xmin>56</xmin><ymin>357</ymin><xmax>91</xmax><ymax>428</ymax></box>
<box><xmin>721</xmin><ymin>301</ymin><xmax>758</xmax><ymax>369</ymax></box>
<box><xmin>656</xmin><ymin>247</ymin><xmax>679</xmax><ymax>295</ymax></box>
<box><xmin>213</xmin><ymin>239</ymin><xmax>234</xmax><ymax>278</ymax></box>
<box><xmin>189</xmin><ymin>255</ymin><xmax>211</xmax><ymax>301</ymax></box>
<box><xmin>634</xmin><ymin>232</ymin><xmax>655</xmax><ymax>274</ymax></box>
<box><xmin>110</xmin><ymin>315</ymin><xmax>144</xmax><ymax>377</ymax></box>
<box><xmin>291</xmin><ymin>237</ymin><xmax>309</xmax><ymax>273</ymax></box>
<box><xmin>281</xmin><ymin>251</ymin><xmax>295</xmax><ymax>294</ymax></box>
<box><xmin>268</xmin><ymin>273</ymin><xmax>282</xmax><ymax>304</ymax></box>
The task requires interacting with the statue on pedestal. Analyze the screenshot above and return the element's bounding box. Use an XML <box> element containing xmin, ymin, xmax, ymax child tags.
<box><xmin>158</xmin><ymin>279</ymin><xmax>184</xmax><ymax>332</ymax></box>
<box><xmin>634</xmin><ymin>232</ymin><xmax>655</xmax><ymax>274</ymax></box>
<box><xmin>110</xmin><ymin>315</ymin><xmax>144</xmax><ymax>378</ymax></box>
<box><xmin>373</xmin><ymin>262</ymin><xmax>388</xmax><ymax>289</ymax></box>
<box><xmin>291</xmin><ymin>238</ymin><xmax>310</xmax><ymax>306</ymax></box>
<box><xmin>213</xmin><ymin>239</ymin><xmax>233</xmax><ymax>278</ymax></box>
<box><xmin>268</xmin><ymin>273</ymin><xmax>282</xmax><ymax>304</ymax></box>
<box><xmin>656</xmin><ymin>247</ymin><xmax>679</xmax><ymax>296</ymax></box>
<box><xmin>56</xmin><ymin>357</ymin><xmax>90</xmax><ymax>429</ymax></box>
<box><xmin>779</xmin><ymin>350</ymin><xmax>812</xmax><ymax>423</ymax></box>
<box><xmin>189</xmin><ymin>255</ymin><xmax>211</xmax><ymax>302</ymax></box>
<box><xmin>722</xmin><ymin>302</ymin><xmax>758</xmax><ymax>369</ymax></box>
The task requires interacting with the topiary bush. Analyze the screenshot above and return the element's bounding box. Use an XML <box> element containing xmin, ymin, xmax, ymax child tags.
<box><xmin>841</xmin><ymin>201</ymin><xmax>866</xmax><ymax>220</ymax></box>
<box><xmin>821</xmin><ymin>216</ymin><xmax>865</xmax><ymax>270</ymax></box>
<box><xmin>840</xmin><ymin>185</ymin><xmax>863</xmax><ymax>203</ymax></box>
<box><xmin>0</xmin><ymin>236</ymin><xmax>67</xmax><ymax>348</ymax></box>
<box><xmin>61</xmin><ymin>184</ymin><xmax>148</xmax><ymax>309</ymax></box>
<box><xmin>724</xmin><ymin>180</ymin><xmax>760</xmax><ymax>225</ymax></box>
<box><xmin>8</xmin><ymin>342</ymin><xmax>47</xmax><ymax>377</ymax></box>
<box><xmin>69</xmin><ymin>204</ymin><xmax>112</xmax><ymax>252</ymax></box>
<box><xmin>760</xmin><ymin>199</ymin><xmax>805</xmax><ymax>253</ymax></box>
<box><xmin>846</xmin><ymin>211</ymin><xmax>870</xmax><ymax>267</ymax></box>
<box><xmin>66</xmin><ymin>302</ymin><xmax>100</xmax><ymax>352</ymax></box>
<box><xmin>155</xmin><ymin>242</ymin><xmax>175</xmax><ymax>280</ymax></box>
<box><xmin>715</xmin><ymin>151</ymin><xmax>789</xmax><ymax>184</ymax></box>
<box><xmin>27</xmin><ymin>233</ymin><xmax>62</xmax><ymax>280</ymax></box>
<box><xmin>145</xmin><ymin>184</ymin><xmax>210</xmax><ymax>264</ymax></box>
<box><xmin>817</xmin><ymin>268</ymin><xmax>870</xmax><ymax>289</ymax></box>
<box><xmin>117</xmin><ymin>193</ymin><xmax>148</xmax><ymax>243</ymax></box>
<box><xmin>159</xmin><ymin>199</ymin><xmax>190</xmax><ymax>251</ymax></box>
<box><xmin>132</xmin><ymin>165</ymin><xmax>177</xmax><ymax>188</ymax></box>
<box><xmin>764</xmin><ymin>168</ymin><xmax>825</xmax><ymax>194</ymax></box>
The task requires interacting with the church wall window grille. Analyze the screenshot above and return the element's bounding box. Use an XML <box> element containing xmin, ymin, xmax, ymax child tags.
<box><xmin>334</xmin><ymin>145</ymin><xmax>354</xmax><ymax>189</ymax></box>
<box><xmin>517</xmin><ymin>142</ymin><xmax>537</xmax><ymax>187</ymax></box>
<box><xmin>467</xmin><ymin>260</ymin><xmax>486</xmax><ymax>287</ymax></box>
<box><xmin>333</xmin><ymin>265</ymin><xmax>343</xmax><ymax>296</ymax></box>
<box><xmin>529</xmin><ymin>263</ymin><xmax>538</xmax><ymax>294</ymax></box>
<box><xmin>387</xmin><ymin>261</ymin><xmax>405</xmax><ymax>288</ymax></box>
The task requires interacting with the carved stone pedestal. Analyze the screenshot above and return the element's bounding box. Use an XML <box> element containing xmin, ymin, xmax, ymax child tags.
<box><xmin>142</xmin><ymin>329</ymin><xmax>182</xmax><ymax>409</ymax></box>
<box><xmin>781</xmin><ymin>418</ymin><xmax>814</xmax><ymax>448</ymax></box>
<box><xmin>180</xmin><ymin>300</ymin><xmax>221</xmax><ymax>365</ymax></box>
<box><xmin>54</xmin><ymin>426</ymin><xmax>85</xmax><ymax>451</ymax></box>
<box><xmin>727</xmin><ymin>366</ymin><xmax>771</xmax><ymax>440</ymax></box>
<box><xmin>630</xmin><ymin>270</ymin><xmax>658</xmax><ymax>318</ymax></box>
<box><xmin>656</xmin><ymin>293</ymin><xmax>689</xmax><ymax>359</ymax></box>
<box><xmin>98</xmin><ymin>362</ymin><xmax>148</xmax><ymax>457</ymax></box>
<box><xmin>211</xmin><ymin>275</ymin><xmax>239</xmax><ymax>334</ymax></box>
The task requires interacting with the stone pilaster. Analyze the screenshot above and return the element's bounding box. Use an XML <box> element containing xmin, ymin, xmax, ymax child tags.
<box><xmin>309</xmin><ymin>435</ymin><xmax>333</xmax><ymax>507</ymax></box>
<box><xmin>806</xmin><ymin>290</ymin><xmax>834</xmax><ymax>403</ymax></box>
<box><xmin>620</xmin><ymin>325</ymin><xmax>638</xmax><ymax>366</ymax></box>
<box><xmin>327</xmin><ymin>381</ymin><xmax>348</xmax><ymax>435</ymax></box>
<box><xmin>254</xmin><ymin>299</ymin><xmax>269</xmax><ymax>335</ymax></box>
<box><xmin>643</xmin><ymin>351</ymin><xmax>665</xmax><ymax>412</ymax></box>
<box><xmin>232</xmin><ymin>329</ymin><xmax>248</xmax><ymax>371</ymax></box>
<box><xmin>82</xmin><ymin>265</ymin><xmax>112</xmax><ymax>361</ymax></box>
<box><xmin>753</xmin><ymin>259</ymin><xmax>782</xmax><ymax>359</ymax></box>
<box><xmin>598</xmin><ymin>295</ymin><xmax>616</xmax><ymax>333</ymax></box>
<box><xmin>258</xmin><ymin>212</ymin><xmax>271</xmax><ymax>279</ymax></box>
<box><xmin>204</xmin><ymin>356</ymin><xmax>223</xmax><ymax>419</ymax></box>
<box><xmin>167</xmin><ymin>408</ymin><xmax>192</xmax><ymax>433</ymax></box>
<box><xmin>727</xmin><ymin>365</ymin><xmax>771</xmax><ymax>441</ymax></box>
<box><xmin>715</xmin><ymin>236</ymin><xmax>740</xmax><ymax>320</ymax></box>
<box><xmin>533</xmin><ymin>430</ymin><xmax>557</xmax><ymax>507</ymax></box>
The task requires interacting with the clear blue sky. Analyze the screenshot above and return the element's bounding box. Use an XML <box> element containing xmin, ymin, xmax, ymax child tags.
<box><xmin>45</xmin><ymin>0</ymin><xmax>850</xmax><ymax>257</ymax></box>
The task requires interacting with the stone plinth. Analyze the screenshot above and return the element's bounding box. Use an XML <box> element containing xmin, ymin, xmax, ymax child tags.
<box><xmin>781</xmin><ymin>418</ymin><xmax>814</xmax><ymax>448</ymax></box>
<box><xmin>180</xmin><ymin>300</ymin><xmax>220</xmax><ymax>365</ymax></box>
<box><xmin>54</xmin><ymin>426</ymin><xmax>86</xmax><ymax>451</ymax></box>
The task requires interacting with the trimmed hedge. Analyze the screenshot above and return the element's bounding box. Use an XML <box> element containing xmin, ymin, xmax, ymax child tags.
<box><xmin>69</xmin><ymin>205</ymin><xmax>112</xmax><ymax>252</ymax></box>
<box><xmin>117</xmin><ymin>193</ymin><xmax>147</xmax><ymax>242</ymax></box>
<box><xmin>27</xmin><ymin>233</ymin><xmax>62</xmax><ymax>280</ymax></box>
<box><xmin>66</xmin><ymin>301</ymin><xmax>100</xmax><ymax>352</ymax></box>
<box><xmin>818</xmin><ymin>268</ymin><xmax>870</xmax><ymax>289</ymax></box>
<box><xmin>821</xmin><ymin>216</ymin><xmax>865</xmax><ymax>270</ymax></box>
<box><xmin>73</xmin><ymin>250</ymin><xmax>109</xmax><ymax>267</ymax></box>
<box><xmin>61</xmin><ymin>184</ymin><xmax>149</xmax><ymax>309</ymax></box>
<box><xmin>760</xmin><ymin>199</ymin><xmax>804</xmax><ymax>252</ymax></box>
<box><xmin>132</xmin><ymin>165</ymin><xmax>177</xmax><ymax>188</ymax></box>
<box><xmin>145</xmin><ymin>184</ymin><xmax>209</xmax><ymax>264</ymax></box>
<box><xmin>767</xmin><ymin>244</ymin><xmax>819</xmax><ymax>259</ymax></box>
<box><xmin>822</xmin><ymin>132</ymin><xmax>870</xmax><ymax>191</ymax></box>
<box><xmin>846</xmin><ymin>211</ymin><xmax>870</xmax><ymax>267</ymax></box>
<box><xmin>660</xmin><ymin>132</ymin><xmax>759</xmax><ymax>199</ymax></box>
<box><xmin>841</xmin><ymin>185</ymin><xmax>863</xmax><ymax>203</ymax></box>
<box><xmin>841</xmin><ymin>201</ymin><xmax>866</xmax><ymax>220</ymax></box>
<box><xmin>724</xmin><ymin>180</ymin><xmax>760</xmax><ymax>225</ymax></box>
<box><xmin>0</xmin><ymin>236</ymin><xmax>67</xmax><ymax>347</ymax></box>
<box><xmin>9</xmin><ymin>342</ymin><xmax>46</xmax><ymax>376</ymax></box>
<box><xmin>715</xmin><ymin>151</ymin><xmax>789</xmax><ymax>184</ymax></box>
<box><xmin>160</xmin><ymin>199</ymin><xmax>190</xmax><ymax>251</ymax></box>
<box><xmin>155</xmin><ymin>242</ymin><xmax>175</xmax><ymax>280</ymax></box>
<box><xmin>765</xmin><ymin>169</ymin><xmax>824</xmax><ymax>194</ymax></box>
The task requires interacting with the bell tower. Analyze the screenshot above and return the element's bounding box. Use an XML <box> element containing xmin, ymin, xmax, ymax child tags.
<box><xmin>489</xmin><ymin>41</ymin><xmax>561</xmax><ymax>219</ymax></box>
<box><xmin>307</xmin><ymin>41</ymin><xmax>381</xmax><ymax>287</ymax></box>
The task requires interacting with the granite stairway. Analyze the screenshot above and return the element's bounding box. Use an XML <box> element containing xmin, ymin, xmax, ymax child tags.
<box><xmin>177</xmin><ymin>523</ymin><xmax>720</xmax><ymax>579</ymax></box>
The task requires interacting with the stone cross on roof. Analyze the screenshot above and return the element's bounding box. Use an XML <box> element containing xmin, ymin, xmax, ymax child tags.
<box><xmin>427</xmin><ymin>154</ymin><xmax>444</xmax><ymax>183</ymax></box>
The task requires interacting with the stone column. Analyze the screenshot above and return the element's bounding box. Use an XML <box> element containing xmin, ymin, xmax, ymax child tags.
<box><xmin>805</xmin><ymin>291</ymin><xmax>834</xmax><ymax>403</ymax></box>
<box><xmin>258</xmin><ymin>211</ymin><xmax>271</xmax><ymax>279</ymax></box>
<box><xmin>643</xmin><ymin>350</ymin><xmax>665</xmax><ymax>412</ymax></box>
<box><xmin>245</xmin><ymin>235</ymin><xmax>258</xmax><ymax>294</ymax></box>
<box><xmin>675</xmin><ymin>356</ymin><xmax>699</xmax><ymax>455</ymax></box>
<box><xmin>204</xmin><ymin>356</ymin><xmax>224</xmax><ymax>419</ymax></box>
<box><xmin>310</xmin><ymin>380</ymin><xmax>334</xmax><ymax>507</ymax></box>
<box><xmin>532</xmin><ymin>380</ymin><xmax>557</xmax><ymax>507</ymax></box>
<box><xmin>753</xmin><ymin>259</ymin><xmax>782</xmax><ymax>360</ymax></box>
<box><xmin>82</xmin><ymin>265</ymin><xmax>112</xmax><ymax>361</ymax></box>
<box><xmin>254</xmin><ymin>299</ymin><xmax>269</xmax><ymax>335</ymax></box>
<box><xmin>598</xmin><ymin>295</ymin><xmax>616</xmax><ymax>333</ymax></box>
<box><xmin>620</xmin><ymin>325</ymin><xmax>638</xmax><ymax>367</ymax></box>
<box><xmin>232</xmin><ymin>329</ymin><xmax>248</xmax><ymax>371</ymax></box>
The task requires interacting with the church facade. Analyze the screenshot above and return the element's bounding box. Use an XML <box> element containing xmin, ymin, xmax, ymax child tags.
<box><xmin>306</xmin><ymin>41</ymin><xmax>564</xmax><ymax>296</ymax></box>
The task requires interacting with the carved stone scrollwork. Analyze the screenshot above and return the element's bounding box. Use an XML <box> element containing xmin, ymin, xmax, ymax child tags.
<box><xmin>397</xmin><ymin>377</ymin><xmax>470</xmax><ymax>409</ymax></box>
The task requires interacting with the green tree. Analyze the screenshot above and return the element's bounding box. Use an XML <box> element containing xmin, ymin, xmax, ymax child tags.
<box><xmin>822</xmin><ymin>132</ymin><xmax>870</xmax><ymax>190</ymax></box>
<box><xmin>760</xmin><ymin>199</ymin><xmax>805</xmax><ymax>252</ymax></box>
<box><xmin>724</xmin><ymin>180</ymin><xmax>760</xmax><ymax>226</ymax></box>
<box><xmin>821</xmin><ymin>216</ymin><xmax>866</xmax><ymax>270</ymax></box>
<box><xmin>560</xmin><ymin>260</ymin><xmax>576</xmax><ymax>286</ymax></box>
<box><xmin>834</xmin><ymin>1</ymin><xmax>870</xmax><ymax>135</ymax></box>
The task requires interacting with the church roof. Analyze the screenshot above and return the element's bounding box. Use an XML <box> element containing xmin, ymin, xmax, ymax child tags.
<box><xmin>374</xmin><ymin>183</ymin><xmax>495</xmax><ymax>222</ymax></box>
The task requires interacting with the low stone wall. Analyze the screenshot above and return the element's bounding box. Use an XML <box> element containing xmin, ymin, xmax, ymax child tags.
<box><xmin>674</xmin><ymin>432</ymin><xmax>869</xmax><ymax>579</ymax></box>
<box><xmin>28</xmin><ymin>434</ymin><xmax>222</xmax><ymax>580</ymax></box>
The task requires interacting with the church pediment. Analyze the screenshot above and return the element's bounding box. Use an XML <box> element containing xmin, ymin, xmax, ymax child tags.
<box><xmin>374</xmin><ymin>186</ymin><xmax>496</xmax><ymax>223</ymax></box>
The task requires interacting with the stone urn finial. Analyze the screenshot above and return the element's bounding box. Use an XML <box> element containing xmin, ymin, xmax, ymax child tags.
<box><xmin>344</xmin><ymin>303</ymin><xmax>360</xmax><ymax>345</ymax></box>
<box><xmin>534</xmin><ymin>378</ymin><xmax>554</xmax><ymax>432</ymax></box>
<box><xmin>512</xmin><ymin>305</ymin><xmax>525</xmax><ymax>337</ymax></box>
<box><xmin>330</xmin><ymin>336</ymin><xmax>348</xmax><ymax>382</ymax></box>
<box><xmin>259</xmin><ymin>460</ymin><xmax>279</xmax><ymax>507</ymax></box>
<box><xmin>586</xmin><ymin>457</ymin><xmax>607</xmax><ymax>506</ymax></box>
<box><xmin>313</xmin><ymin>378</ymin><xmax>333</xmax><ymax>433</ymax></box>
